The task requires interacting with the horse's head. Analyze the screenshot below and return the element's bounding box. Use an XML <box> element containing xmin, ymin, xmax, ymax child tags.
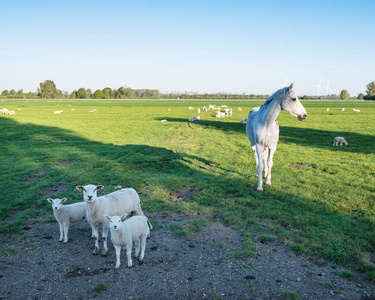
<box><xmin>281</xmin><ymin>83</ymin><xmax>307</xmax><ymax>121</ymax></box>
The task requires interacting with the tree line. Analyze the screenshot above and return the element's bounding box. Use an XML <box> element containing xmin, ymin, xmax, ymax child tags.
<box><xmin>1</xmin><ymin>80</ymin><xmax>375</xmax><ymax>101</ymax></box>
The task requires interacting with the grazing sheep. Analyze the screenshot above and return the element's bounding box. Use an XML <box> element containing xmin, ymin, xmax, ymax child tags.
<box><xmin>238</xmin><ymin>107</ymin><xmax>242</xmax><ymax>111</ymax></box>
<box><xmin>160</xmin><ymin>119</ymin><xmax>167</xmax><ymax>122</ymax></box>
<box><xmin>47</xmin><ymin>198</ymin><xmax>88</xmax><ymax>243</ymax></box>
<box><xmin>2</xmin><ymin>108</ymin><xmax>10</xmax><ymax>115</ymax></box>
<box><xmin>239</xmin><ymin>118</ymin><xmax>248</xmax><ymax>124</ymax></box>
<box><xmin>202</xmin><ymin>107</ymin><xmax>208</xmax><ymax>112</ymax></box>
<box><xmin>8</xmin><ymin>110</ymin><xmax>15</xmax><ymax>115</ymax></box>
<box><xmin>326</xmin><ymin>108</ymin><xmax>329</xmax><ymax>111</ymax></box>
<box><xmin>104</xmin><ymin>213</ymin><xmax>151</xmax><ymax>268</ymax></box>
<box><xmin>54</xmin><ymin>110</ymin><xmax>63</xmax><ymax>114</ymax></box>
<box><xmin>197</xmin><ymin>108</ymin><xmax>200</xmax><ymax>114</ymax></box>
<box><xmin>189</xmin><ymin>115</ymin><xmax>200</xmax><ymax>122</ymax></box>
<box><xmin>208</xmin><ymin>105</ymin><xmax>215</xmax><ymax>110</ymax></box>
<box><xmin>333</xmin><ymin>136</ymin><xmax>348</xmax><ymax>146</ymax></box>
<box><xmin>188</xmin><ymin>106</ymin><xmax>194</xmax><ymax>110</ymax></box>
<box><xmin>339</xmin><ymin>108</ymin><xmax>345</xmax><ymax>111</ymax></box>
<box><xmin>353</xmin><ymin>108</ymin><xmax>360</xmax><ymax>112</ymax></box>
<box><xmin>76</xmin><ymin>184</ymin><xmax>144</xmax><ymax>256</ymax></box>
<box><xmin>215</xmin><ymin>111</ymin><xmax>225</xmax><ymax>118</ymax></box>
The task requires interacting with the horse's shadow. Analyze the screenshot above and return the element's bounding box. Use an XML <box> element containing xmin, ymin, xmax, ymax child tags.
<box><xmin>162</xmin><ymin>118</ymin><xmax>374</xmax><ymax>154</ymax></box>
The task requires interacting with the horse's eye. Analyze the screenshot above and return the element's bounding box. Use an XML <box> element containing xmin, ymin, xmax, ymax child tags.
<box><xmin>291</xmin><ymin>97</ymin><xmax>296</xmax><ymax>101</ymax></box>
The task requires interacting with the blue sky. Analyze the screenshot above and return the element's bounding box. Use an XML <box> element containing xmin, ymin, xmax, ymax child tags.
<box><xmin>1</xmin><ymin>0</ymin><xmax>374</xmax><ymax>96</ymax></box>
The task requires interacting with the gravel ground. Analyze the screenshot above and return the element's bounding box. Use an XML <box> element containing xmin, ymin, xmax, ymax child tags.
<box><xmin>0</xmin><ymin>212</ymin><xmax>374</xmax><ymax>300</ymax></box>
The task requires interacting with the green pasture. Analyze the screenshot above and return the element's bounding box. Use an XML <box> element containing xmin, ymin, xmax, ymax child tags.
<box><xmin>1</xmin><ymin>99</ymin><xmax>374</xmax><ymax>279</ymax></box>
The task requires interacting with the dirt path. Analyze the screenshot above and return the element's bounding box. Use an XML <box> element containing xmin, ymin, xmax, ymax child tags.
<box><xmin>0</xmin><ymin>213</ymin><xmax>373</xmax><ymax>299</ymax></box>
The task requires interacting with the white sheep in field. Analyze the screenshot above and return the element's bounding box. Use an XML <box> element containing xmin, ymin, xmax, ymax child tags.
<box><xmin>333</xmin><ymin>136</ymin><xmax>348</xmax><ymax>146</ymax></box>
<box><xmin>47</xmin><ymin>198</ymin><xmax>88</xmax><ymax>243</ymax></box>
<box><xmin>238</xmin><ymin>107</ymin><xmax>242</xmax><ymax>111</ymax></box>
<box><xmin>2</xmin><ymin>108</ymin><xmax>10</xmax><ymax>115</ymax></box>
<box><xmin>8</xmin><ymin>110</ymin><xmax>15</xmax><ymax>115</ymax></box>
<box><xmin>189</xmin><ymin>115</ymin><xmax>200</xmax><ymax>122</ymax></box>
<box><xmin>202</xmin><ymin>107</ymin><xmax>208</xmax><ymax>112</ymax></box>
<box><xmin>104</xmin><ymin>213</ymin><xmax>151</xmax><ymax>268</ymax></box>
<box><xmin>188</xmin><ymin>106</ymin><xmax>194</xmax><ymax>110</ymax></box>
<box><xmin>239</xmin><ymin>118</ymin><xmax>248</xmax><ymax>124</ymax></box>
<box><xmin>197</xmin><ymin>108</ymin><xmax>200</xmax><ymax>114</ymax></box>
<box><xmin>208</xmin><ymin>105</ymin><xmax>215</xmax><ymax>110</ymax></box>
<box><xmin>353</xmin><ymin>108</ymin><xmax>360</xmax><ymax>112</ymax></box>
<box><xmin>224</xmin><ymin>108</ymin><xmax>232</xmax><ymax>117</ymax></box>
<box><xmin>215</xmin><ymin>111</ymin><xmax>225</xmax><ymax>118</ymax></box>
<box><xmin>160</xmin><ymin>119</ymin><xmax>167</xmax><ymax>122</ymax></box>
<box><xmin>339</xmin><ymin>108</ymin><xmax>345</xmax><ymax>111</ymax></box>
<box><xmin>54</xmin><ymin>110</ymin><xmax>63</xmax><ymax>114</ymax></box>
<box><xmin>76</xmin><ymin>184</ymin><xmax>144</xmax><ymax>256</ymax></box>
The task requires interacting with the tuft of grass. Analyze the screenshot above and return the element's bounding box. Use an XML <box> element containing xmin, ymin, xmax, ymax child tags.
<box><xmin>339</xmin><ymin>270</ymin><xmax>356</xmax><ymax>281</ymax></box>
<box><xmin>281</xmin><ymin>289</ymin><xmax>299</xmax><ymax>299</ymax></box>
<box><xmin>93</xmin><ymin>283</ymin><xmax>107</xmax><ymax>293</ymax></box>
<box><xmin>258</xmin><ymin>235</ymin><xmax>276</xmax><ymax>244</ymax></box>
<box><xmin>186</xmin><ymin>218</ymin><xmax>207</xmax><ymax>233</ymax></box>
<box><xmin>168</xmin><ymin>223</ymin><xmax>187</xmax><ymax>237</ymax></box>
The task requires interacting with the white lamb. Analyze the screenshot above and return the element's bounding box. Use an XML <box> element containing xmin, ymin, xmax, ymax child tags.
<box><xmin>8</xmin><ymin>110</ymin><xmax>15</xmax><ymax>115</ymax></box>
<box><xmin>197</xmin><ymin>108</ymin><xmax>200</xmax><ymax>114</ymax></box>
<box><xmin>238</xmin><ymin>107</ymin><xmax>242</xmax><ymax>111</ymax></box>
<box><xmin>54</xmin><ymin>110</ymin><xmax>63</xmax><ymax>114</ymax></box>
<box><xmin>326</xmin><ymin>108</ymin><xmax>329</xmax><ymax>111</ymax></box>
<box><xmin>333</xmin><ymin>136</ymin><xmax>348</xmax><ymax>146</ymax></box>
<box><xmin>202</xmin><ymin>107</ymin><xmax>208</xmax><ymax>112</ymax></box>
<box><xmin>215</xmin><ymin>111</ymin><xmax>225</xmax><ymax>118</ymax></box>
<box><xmin>239</xmin><ymin>118</ymin><xmax>248</xmax><ymax>124</ymax></box>
<box><xmin>189</xmin><ymin>115</ymin><xmax>200</xmax><ymax>122</ymax></box>
<box><xmin>339</xmin><ymin>108</ymin><xmax>345</xmax><ymax>111</ymax></box>
<box><xmin>47</xmin><ymin>198</ymin><xmax>88</xmax><ymax>243</ymax></box>
<box><xmin>2</xmin><ymin>108</ymin><xmax>10</xmax><ymax>115</ymax></box>
<box><xmin>76</xmin><ymin>184</ymin><xmax>144</xmax><ymax>256</ymax></box>
<box><xmin>104</xmin><ymin>213</ymin><xmax>151</xmax><ymax>268</ymax></box>
<box><xmin>353</xmin><ymin>108</ymin><xmax>360</xmax><ymax>112</ymax></box>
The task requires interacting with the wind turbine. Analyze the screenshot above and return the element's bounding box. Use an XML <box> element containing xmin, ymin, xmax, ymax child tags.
<box><xmin>324</xmin><ymin>79</ymin><xmax>333</xmax><ymax>96</ymax></box>
<box><xmin>278</xmin><ymin>77</ymin><xmax>288</xmax><ymax>88</ymax></box>
<box><xmin>313</xmin><ymin>78</ymin><xmax>324</xmax><ymax>96</ymax></box>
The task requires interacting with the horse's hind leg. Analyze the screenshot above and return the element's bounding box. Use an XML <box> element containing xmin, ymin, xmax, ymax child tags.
<box><xmin>255</xmin><ymin>144</ymin><xmax>264</xmax><ymax>192</ymax></box>
<box><xmin>265</xmin><ymin>146</ymin><xmax>276</xmax><ymax>186</ymax></box>
<box><xmin>262</xmin><ymin>148</ymin><xmax>269</xmax><ymax>178</ymax></box>
<box><xmin>251</xmin><ymin>144</ymin><xmax>259</xmax><ymax>177</ymax></box>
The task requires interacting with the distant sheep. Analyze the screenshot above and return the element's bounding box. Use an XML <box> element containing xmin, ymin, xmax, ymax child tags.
<box><xmin>104</xmin><ymin>213</ymin><xmax>151</xmax><ymax>268</ymax></box>
<box><xmin>208</xmin><ymin>105</ymin><xmax>215</xmax><ymax>110</ymax></box>
<box><xmin>76</xmin><ymin>184</ymin><xmax>145</xmax><ymax>256</ymax></box>
<box><xmin>2</xmin><ymin>108</ymin><xmax>10</xmax><ymax>115</ymax></box>
<box><xmin>333</xmin><ymin>136</ymin><xmax>348</xmax><ymax>146</ymax></box>
<box><xmin>215</xmin><ymin>112</ymin><xmax>225</xmax><ymax>118</ymax></box>
<box><xmin>202</xmin><ymin>107</ymin><xmax>208</xmax><ymax>112</ymax></box>
<box><xmin>353</xmin><ymin>108</ymin><xmax>360</xmax><ymax>112</ymax></box>
<box><xmin>47</xmin><ymin>198</ymin><xmax>88</xmax><ymax>243</ymax></box>
<box><xmin>326</xmin><ymin>108</ymin><xmax>329</xmax><ymax>111</ymax></box>
<box><xmin>188</xmin><ymin>107</ymin><xmax>194</xmax><ymax>110</ymax></box>
<box><xmin>238</xmin><ymin>107</ymin><xmax>242</xmax><ymax>111</ymax></box>
<box><xmin>8</xmin><ymin>110</ymin><xmax>15</xmax><ymax>115</ymax></box>
<box><xmin>160</xmin><ymin>119</ymin><xmax>167</xmax><ymax>122</ymax></box>
<box><xmin>239</xmin><ymin>118</ymin><xmax>247</xmax><ymax>124</ymax></box>
<box><xmin>54</xmin><ymin>110</ymin><xmax>63</xmax><ymax>114</ymax></box>
<box><xmin>189</xmin><ymin>116</ymin><xmax>200</xmax><ymax>122</ymax></box>
<box><xmin>339</xmin><ymin>108</ymin><xmax>345</xmax><ymax>111</ymax></box>
<box><xmin>197</xmin><ymin>108</ymin><xmax>200</xmax><ymax>114</ymax></box>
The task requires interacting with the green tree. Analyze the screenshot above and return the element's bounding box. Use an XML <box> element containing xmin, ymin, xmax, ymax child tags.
<box><xmin>340</xmin><ymin>89</ymin><xmax>349</xmax><ymax>100</ymax></box>
<box><xmin>358</xmin><ymin>93</ymin><xmax>364</xmax><ymax>100</ymax></box>
<box><xmin>1</xmin><ymin>90</ymin><xmax>10</xmax><ymax>96</ymax></box>
<box><xmin>77</xmin><ymin>88</ymin><xmax>86</xmax><ymax>99</ymax></box>
<box><xmin>16</xmin><ymin>89</ymin><xmax>24</xmax><ymax>97</ymax></box>
<box><xmin>102</xmin><ymin>87</ymin><xmax>112</xmax><ymax>99</ymax></box>
<box><xmin>70</xmin><ymin>90</ymin><xmax>77</xmax><ymax>99</ymax></box>
<box><xmin>10</xmin><ymin>89</ymin><xmax>16</xmax><ymax>96</ymax></box>
<box><xmin>86</xmin><ymin>89</ymin><xmax>92</xmax><ymax>99</ymax></box>
<box><xmin>38</xmin><ymin>80</ymin><xmax>57</xmax><ymax>99</ymax></box>
<box><xmin>365</xmin><ymin>81</ymin><xmax>375</xmax><ymax>96</ymax></box>
<box><xmin>94</xmin><ymin>89</ymin><xmax>104</xmax><ymax>99</ymax></box>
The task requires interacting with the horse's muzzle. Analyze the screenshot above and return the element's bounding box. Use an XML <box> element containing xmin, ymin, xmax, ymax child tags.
<box><xmin>298</xmin><ymin>114</ymin><xmax>307</xmax><ymax>121</ymax></box>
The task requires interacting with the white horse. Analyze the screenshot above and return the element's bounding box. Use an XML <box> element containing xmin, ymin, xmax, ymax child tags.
<box><xmin>246</xmin><ymin>83</ymin><xmax>307</xmax><ymax>192</ymax></box>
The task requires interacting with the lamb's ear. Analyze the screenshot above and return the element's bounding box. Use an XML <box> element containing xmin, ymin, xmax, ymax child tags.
<box><xmin>104</xmin><ymin>214</ymin><xmax>111</xmax><ymax>221</ymax></box>
<box><xmin>47</xmin><ymin>198</ymin><xmax>53</xmax><ymax>203</ymax></box>
<box><xmin>61</xmin><ymin>198</ymin><xmax>68</xmax><ymax>203</ymax></box>
<box><xmin>96</xmin><ymin>185</ymin><xmax>105</xmax><ymax>192</ymax></box>
<box><xmin>121</xmin><ymin>213</ymin><xmax>128</xmax><ymax>220</ymax></box>
<box><xmin>288</xmin><ymin>83</ymin><xmax>294</xmax><ymax>92</ymax></box>
<box><xmin>76</xmin><ymin>185</ymin><xmax>83</xmax><ymax>191</ymax></box>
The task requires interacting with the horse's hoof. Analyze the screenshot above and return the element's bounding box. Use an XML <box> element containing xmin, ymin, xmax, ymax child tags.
<box><xmin>266</xmin><ymin>182</ymin><xmax>272</xmax><ymax>186</ymax></box>
<box><xmin>257</xmin><ymin>188</ymin><xmax>263</xmax><ymax>192</ymax></box>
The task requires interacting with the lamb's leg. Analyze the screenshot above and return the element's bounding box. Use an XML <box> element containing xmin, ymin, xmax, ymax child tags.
<box><xmin>139</xmin><ymin>235</ymin><xmax>147</xmax><ymax>262</ymax></box>
<box><xmin>63</xmin><ymin>222</ymin><xmax>69</xmax><ymax>244</ymax></box>
<box><xmin>114</xmin><ymin>245</ymin><xmax>121</xmax><ymax>269</ymax></box>
<box><xmin>101</xmin><ymin>226</ymin><xmax>109</xmax><ymax>256</ymax></box>
<box><xmin>134</xmin><ymin>238</ymin><xmax>140</xmax><ymax>258</ymax></box>
<box><xmin>125</xmin><ymin>244</ymin><xmax>133</xmax><ymax>268</ymax></box>
<box><xmin>58</xmin><ymin>222</ymin><xmax>64</xmax><ymax>242</ymax></box>
<box><xmin>92</xmin><ymin>226</ymin><xmax>99</xmax><ymax>255</ymax></box>
<box><xmin>255</xmin><ymin>144</ymin><xmax>264</xmax><ymax>192</ymax></box>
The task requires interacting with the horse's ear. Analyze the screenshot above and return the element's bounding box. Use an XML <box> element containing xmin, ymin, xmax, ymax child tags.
<box><xmin>288</xmin><ymin>83</ymin><xmax>294</xmax><ymax>91</ymax></box>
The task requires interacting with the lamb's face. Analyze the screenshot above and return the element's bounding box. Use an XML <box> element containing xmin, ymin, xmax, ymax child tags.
<box><xmin>76</xmin><ymin>184</ymin><xmax>104</xmax><ymax>202</ymax></box>
<box><xmin>105</xmin><ymin>215</ymin><xmax>123</xmax><ymax>230</ymax></box>
<box><xmin>47</xmin><ymin>198</ymin><xmax>67</xmax><ymax>210</ymax></box>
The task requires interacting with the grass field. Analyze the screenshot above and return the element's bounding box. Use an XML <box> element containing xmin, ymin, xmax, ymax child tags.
<box><xmin>1</xmin><ymin>99</ymin><xmax>374</xmax><ymax>280</ymax></box>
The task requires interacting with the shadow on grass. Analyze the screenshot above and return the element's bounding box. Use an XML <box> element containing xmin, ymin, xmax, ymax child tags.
<box><xmin>0</xmin><ymin>117</ymin><xmax>374</xmax><ymax>271</ymax></box>
<box><xmin>163</xmin><ymin>118</ymin><xmax>375</xmax><ymax>154</ymax></box>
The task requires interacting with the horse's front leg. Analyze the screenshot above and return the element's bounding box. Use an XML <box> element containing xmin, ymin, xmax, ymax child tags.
<box><xmin>266</xmin><ymin>145</ymin><xmax>276</xmax><ymax>186</ymax></box>
<box><xmin>262</xmin><ymin>148</ymin><xmax>269</xmax><ymax>179</ymax></box>
<box><xmin>255</xmin><ymin>144</ymin><xmax>264</xmax><ymax>192</ymax></box>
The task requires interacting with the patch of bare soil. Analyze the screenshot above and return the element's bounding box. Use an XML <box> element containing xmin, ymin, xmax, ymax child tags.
<box><xmin>0</xmin><ymin>213</ymin><xmax>373</xmax><ymax>300</ymax></box>
<box><xmin>288</xmin><ymin>164</ymin><xmax>315</xmax><ymax>169</ymax></box>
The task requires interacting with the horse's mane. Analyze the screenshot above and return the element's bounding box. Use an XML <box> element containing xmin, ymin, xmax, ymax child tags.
<box><xmin>260</xmin><ymin>87</ymin><xmax>286</xmax><ymax>110</ymax></box>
